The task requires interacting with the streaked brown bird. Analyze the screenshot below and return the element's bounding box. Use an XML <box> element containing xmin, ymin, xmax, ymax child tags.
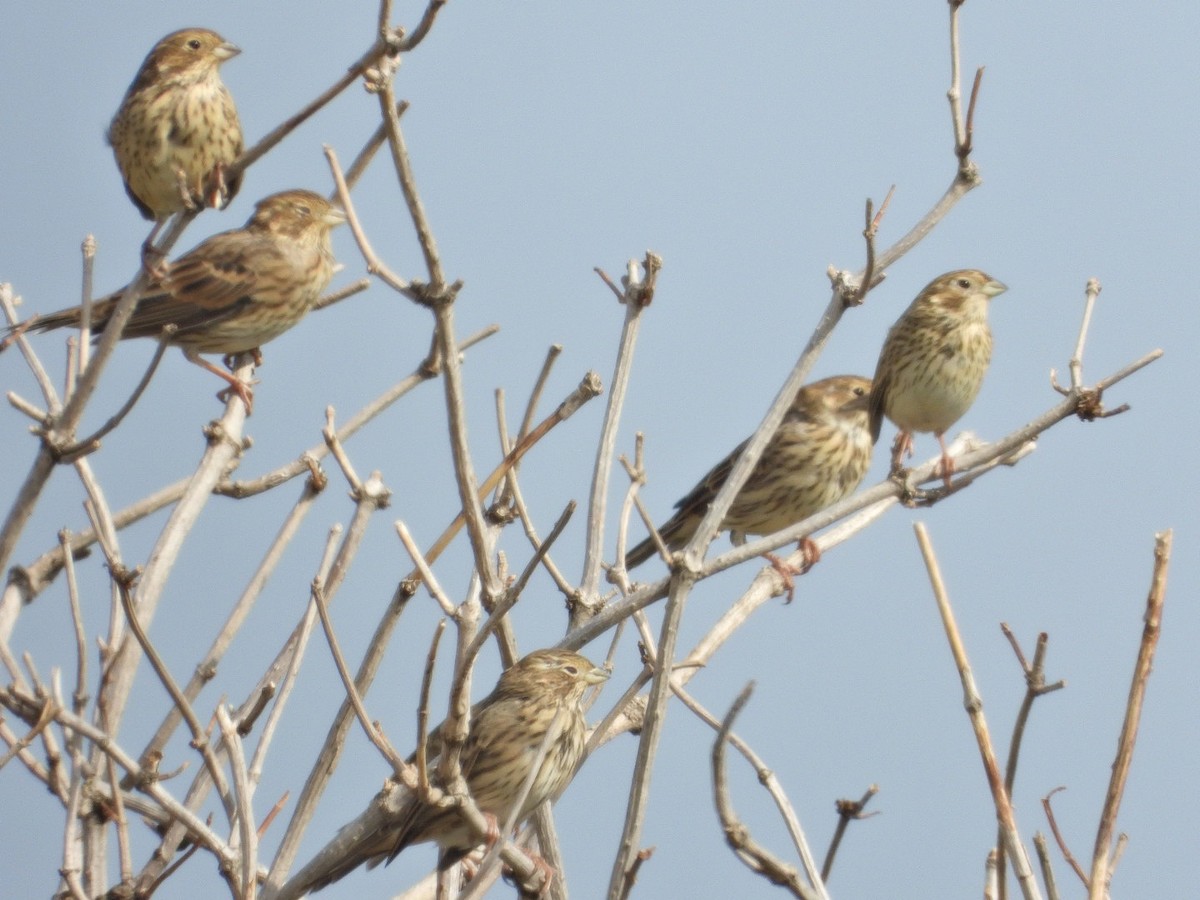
<box><xmin>869</xmin><ymin>269</ymin><xmax>1007</xmax><ymax>487</ymax></box>
<box><xmin>108</xmin><ymin>28</ymin><xmax>244</xmax><ymax>254</ymax></box>
<box><xmin>280</xmin><ymin>649</ymin><xmax>609</xmax><ymax>897</ymax></box>
<box><xmin>625</xmin><ymin>375</ymin><xmax>875</xmax><ymax>586</ymax></box>
<box><xmin>109</xmin><ymin>28</ymin><xmax>244</xmax><ymax>218</ymax></box>
<box><xmin>12</xmin><ymin>190</ymin><xmax>344</xmax><ymax>412</ymax></box>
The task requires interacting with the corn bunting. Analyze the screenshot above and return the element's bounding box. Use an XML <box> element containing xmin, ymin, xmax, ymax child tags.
<box><xmin>869</xmin><ymin>269</ymin><xmax>1007</xmax><ymax>486</ymax></box>
<box><xmin>625</xmin><ymin>375</ymin><xmax>875</xmax><ymax>590</ymax></box>
<box><xmin>108</xmin><ymin>29</ymin><xmax>244</xmax><ymax>257</ymax></box>
<box><xmin>281</xmin><ymin>649</ymin><xmax>608</xmax><ymax>896</ymax></box>
<box><xmin>11</xmin><ymin>190</ymin><xmax>344</xmax><ymax>413</ymax></box>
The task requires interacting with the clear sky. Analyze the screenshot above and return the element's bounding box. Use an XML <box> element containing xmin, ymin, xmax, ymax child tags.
<box><xmin>0</xmin><ymin>2</ymin><xmax>1195</xmax><ymax>898</ymax></box>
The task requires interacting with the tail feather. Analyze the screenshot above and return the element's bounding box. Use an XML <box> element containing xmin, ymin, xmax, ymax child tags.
<box><xmin>624</xmin><ymin>511</ymin><xmax>698</xmax><ymax>570</ymax></box>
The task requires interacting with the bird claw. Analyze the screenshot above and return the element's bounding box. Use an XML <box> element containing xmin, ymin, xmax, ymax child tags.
<box><xmin>763</xmin><ymin>538</ymin><xmax>821</xmax><ymax>604</ymax></box>
<box><xmin>174</xmin><ymin>168</ymin><xmax>201</xmax><ymax>212</ymax></box>
<box><xmin>936</xmin><ymin>434</ymin><xmax>956</xmax><ymax>490</ymax></box>
<box><xmin>140</xmin><ymin>242</ymin><xmax>169</xmax><ymax>280</ymax></box>
<box><xmin>888</xmin><ymin>430</ymin><xmax>914</xmax><ymax>476</ymax></box>
<box><xmin>206</xmin><ymin>163</ymin><xmax>230</xmax><ymax>210</ymax></box>
<box><xmin>500</xmin><ymin>847</ymin><xmax>556</xmax><ymax>898</ymax></box>
<box><xmin>216</xmin><ymin>381</ymin><xmax>255</xmax><ymax>415</ymax></box>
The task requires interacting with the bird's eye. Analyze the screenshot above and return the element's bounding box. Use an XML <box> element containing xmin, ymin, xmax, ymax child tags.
<box><xmin>955</xmin><ymin>278</ymin><xmax>971</xmax><ymax>290</ymax></box>
<box><xmin>297</xmin><ymin>205</ymin><xmax>312</xmax><ymax>217</ymax></box>
<box><xmin>187</xmin><ymin>39</ymin><xmax>203</xmax><ymax>51</ymax></box>
<box><xmin>853</xmin><ymin>386</ymin><xmax>866</xmax><ymax>397</ymax></box>
<box><xmin>562</xmin><ymin>665</ymin><xmax>579</xmax><ymax>676</ymax></box>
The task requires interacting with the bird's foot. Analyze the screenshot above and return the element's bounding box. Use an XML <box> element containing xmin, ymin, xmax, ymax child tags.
<box><xmin>936</xmin><ymin>434</ymin><xmax>956</xmax><ymax>490</ymax></box>
<box><xmin>501</xmin><ymin>848</ymin><xmax>556</xmax><ymax>898</ymax></box>
<box><xmin>216</xmin><ymin>380</ymin><xmax>256</xmax><ymax>416</ymax></box>
<box><xmin>888</xmin><ymin>430</ymin><xmax>914</xmax><ymax>475</ymax></box>
<box><xmin>174</xmin><ymin>168</ymin><xmax>200</xmax><ymax>211</ymax></box>
<box><xmin>206</xmin><ymin>163</ymin><xmax>231</xmax><ymax>210</ymax></box>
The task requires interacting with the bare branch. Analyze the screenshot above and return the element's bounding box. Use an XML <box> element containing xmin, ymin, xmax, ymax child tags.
<box><xmin>310</xmin><ymin>579</ymin><xmax>408</xmax><ymax>774</ymax></box>
<box><xmin>579</xmin><ymin>253</ymin><xmax>660</xmax><ymax>618</ymax></box>
<box><xmin>710</xmin><ymin>683</ymin><xmax>819</xmax><ymax>900</ymax></box>
<box><xmin>914</xmin><ymin>523</ymin><xmax>1042</xmax><ymax>900</ymax></box>
<box><xmin>1087</xmin><ymin>530</ymin><xmax>1170</xmax><ymax>898</ymax></box>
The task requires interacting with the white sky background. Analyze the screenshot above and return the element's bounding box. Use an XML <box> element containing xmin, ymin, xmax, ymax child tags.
<box><xmin>0</xmin><ymin>2</ymin><xmax>1195</xmax><ymax>898</ymax></box>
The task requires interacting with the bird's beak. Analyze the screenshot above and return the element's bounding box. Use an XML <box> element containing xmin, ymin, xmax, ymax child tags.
<box><xmin>324</xmin><ymin>207</ymin><xmax>348</xmax><ymax>228</ymax></box>
<box><xmin>983</xmin><ymin>279</ymin><xmax>1008</xmax><ymax>298</ymax></box>
<box><xmin>215</xmin><ymin>42</ymin><xmax>242</xmax><ymax>62</ymax></box>
<box><xmin>583</xmin><ymin>665</ymin><xmax>610</xmax><ymax>686</ymax></box>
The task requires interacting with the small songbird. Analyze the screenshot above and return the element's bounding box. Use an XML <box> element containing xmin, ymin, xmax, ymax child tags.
<box><xmin>869</xmin><ymin>269</ymin><xmax>1008</xmax><ymax>486</ymax></box>
<box><xmin>625</xmin><ymin>375</ymin><xmax>875</xmax><ymax>582</ymax></box>
<box><xmin>280</xmin><ymin>649</ymin><xmax>609</xmax><ymax>897</ymax></box>
<box><xmin>108</xmin><ymin>28</ymin><xmax>244</xmax><ymax>254</ymax></box>
<box><xmin>10</xmin><ymin>190</ymin><xmax>344</xmax><ymax>413</ymax></box>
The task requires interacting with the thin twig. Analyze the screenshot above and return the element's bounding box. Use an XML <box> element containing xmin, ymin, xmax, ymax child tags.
<box><xmin>1033</xmin><ymin>832</ymin><xmax>1061</xmax><ymax>900</ymax></box>
<box><xmin>914</xmin><ymin>524</ymin><xmax>1042</xmax><ymax>900</ymax></box>
<box><xmin>135</xmin><ymin>475</ymin><xmax>323</xmax><ymax>784</ymax></box>
<box><xmin>310</xmin><ymin>580</ymin><xmax>407</xmax><ymax>774</ymax></box>
<box><xmin>822</xmin><ymin>786</ymin><xmax>879</xmax><ymax>882</ymax></box>
<box><xmin>416</xmin><ymin>621</ymin><xmax>447</xmax><ymax>794</ymax></box>
<box><xmin>1087</xmin><ymin>530</ymin><xmax>1170</xmax><ymax>899</ymax></box>
<box><xmin>112</xmin><ymin>576</ymin><xmax>237</xmax><ymax>825</ymax></box>
<box><xmin>395</xmin><ymin>521</ymin><xmax>456</xmax><ymax>616</ymax></box>
<box><xmin>54</xmin><ymin>326</ymin><xmax>176</xmax><ymax>463</ymax></box>
<box><xmin>996</xmin><ymin>628</ymin><xmax>1065</xmax><ymax>900</ymax></box>
<box><xmin>1041</xmin><ymin>787</ymin><xmax>1086</xmax><ymax>885</ymax></box>
<box><xmin>710</xmin><ymin>683</ymin><xmax>818</xmax><ymax>900</ymax></box>
<box><xmin>216</xmin><ymin>706</ymin><xmax>257</xmax><ymax>899</ymax></box>
<box><xmin>326</xmin><ymin>145</ymin><xmax>412</xmax><ymax>295</ymax></box>
<box><xmin>578</xmin><ymin>254</ymin><xmax>660</xmax><ymax>621</ymax></box>
<box><xmin>672</xmin><ymin>681</ymin><xmax>829</xmax><ymax>898</ymax></box>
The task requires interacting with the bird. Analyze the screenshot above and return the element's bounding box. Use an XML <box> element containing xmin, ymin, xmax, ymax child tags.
<box><xmin>280</xmin><ymin>649</ymin><xmax>609</xmax><ymax>897</ymax></box>
<box><xmin>107</xmin><ymin>28</ymin><xmax>244</xmax><ymax>258</ymax></box>
<box><xmin>8</xmin><ymin>190</ymin><xmax>344</xmax><ymax>413</ymax></box>
<box><xmin>869</xmin><ymin>269</ymin><xmax>1008</xmax><ymax>487</ymax></box>
<box><xmin>624</xmin><ymin>375</ymin><xmax>875</xmax><ymax>589</ymax></box>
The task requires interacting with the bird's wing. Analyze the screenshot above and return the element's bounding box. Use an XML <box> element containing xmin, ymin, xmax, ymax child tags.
<box><xmin>868</xmin><ymin>368</ymin><xmax>890</xmax><ymax>444</ymax></box>
<box><xmin>118</xmin><ymin>231</ymin><xmax>279</xmax><ymax>338</ymax></box>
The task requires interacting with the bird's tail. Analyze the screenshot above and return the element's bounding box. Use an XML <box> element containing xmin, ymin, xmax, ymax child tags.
<box><xmin>4</xmin><ymin>297</ymin><xmax>123</xmax><ymax>347</ymax></box>
<box><xmin>624</xmin><ymin>511</ymin><xmax>698</xmax><ymax>570</ymax></box>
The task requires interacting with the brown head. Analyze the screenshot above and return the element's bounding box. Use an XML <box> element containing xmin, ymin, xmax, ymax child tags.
<box><xmin>133</xmin><ymin>29</ymin><xmax>241</xmax><ymax>85</ymax></box>
<box><xmin>793</xmin><ymin>374</ymin><xmax>873</xmax><ymax>428</ymax></box>
<box><xmin>909</xmin><ymin>269</ymin><xmax>1007</xmax><ymax>319</ymax></box>
<box><xmin>245</xmin><ymin>190</ymin><xmax>346</xmax><ymax>246</ymax></box>
<box><xmin>494</xmin><ymin>649</ymin><xmax>609</xmax><ymax>706</ymax></box>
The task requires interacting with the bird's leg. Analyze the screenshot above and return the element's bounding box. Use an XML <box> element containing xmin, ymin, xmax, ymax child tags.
<box><xmin>888</xmin><ymin>430</ymin><xmax>914</xmax><ymax>475</ymax></box>
<box><xmin>763</xmin><ymin>537</ymin><xmax>822</xmax><ymax>604</ymax></box>
<box><xmin>140</xmin><ymin>220</ymin><xmax>169</xmax><ymax>279</ymax></box>
<box><xmin>222</xmin><ymin>348</ymin><xmax>263</xmax><ymax>371</ymax></box>
<box><xmin>936</xmin><ymin>432</ymin><xmax>956</xmax><ymax>489</ymax></box>
<box><xmin>206</xmin><ymin>162</ymin><xmax>230</xmax><ymax>209</ymax></box>
<box><xmin>499</xmin><ymin>847</ymin><xmax>556</xmax><ymax>898</ymax></box>
<box><xmin>174</xmin><ymin>167</ymin><xmax>200</xmax><ymax>211</ymax></box>
<box><xmin>186</xmin><ymin>349</ymin><xmax>255</xmax><ymax>414</ymax></box>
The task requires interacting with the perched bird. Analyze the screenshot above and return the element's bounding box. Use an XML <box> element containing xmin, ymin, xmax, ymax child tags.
<box><xmin>869</xmin><ymin>269</ymin><xmax>1008</xmax><ymax>486</ymax></box>
<box><xmin>625</xmin><ymin>375</ymin><xmax>875</xmax><ymax>585</ymax></box>
<box><xmin>281</xmin><ymin>649</ymin><xmax>609</xmax><ymax>897</ymax></box>
<box><xmin>10</xmin><ymin>190</ymin><xmax>344</xmax><ymax>413</ymax></box>
<box><xmin>107</xmin><ymin>28</ymin><xmax>244</xmax><ymax>255</ymax></box>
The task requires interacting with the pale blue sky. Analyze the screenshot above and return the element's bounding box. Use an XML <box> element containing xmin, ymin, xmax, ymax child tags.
<box><xmin>1</xmin><ymin>2</ymin><xmax>1196</xmax><ymax>898</ymax></box>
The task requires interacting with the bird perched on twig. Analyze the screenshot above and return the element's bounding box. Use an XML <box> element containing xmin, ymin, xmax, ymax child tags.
<box><xmin>869</xmin><ymin>269</ymin><xmax>1008</xmax><ymax>487</ymax></box>
<box><xmin>108</xmin><ymin>28</ymin><xmax>244</xmax><ymax>259</ymax></box>
<box><xmin>8</xmin><ymin>190</ymin><xmax>344</xmax><ymax>413</ymax></box>
<box><xmin>280</xmin><ymin>649</ymin><xmax>609</xmax><ymax>897</ymax></box>
<box><xmin>625</xmin><ymin>375</ymin><xmax>875</xmax><ymax>590</ymax></box>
